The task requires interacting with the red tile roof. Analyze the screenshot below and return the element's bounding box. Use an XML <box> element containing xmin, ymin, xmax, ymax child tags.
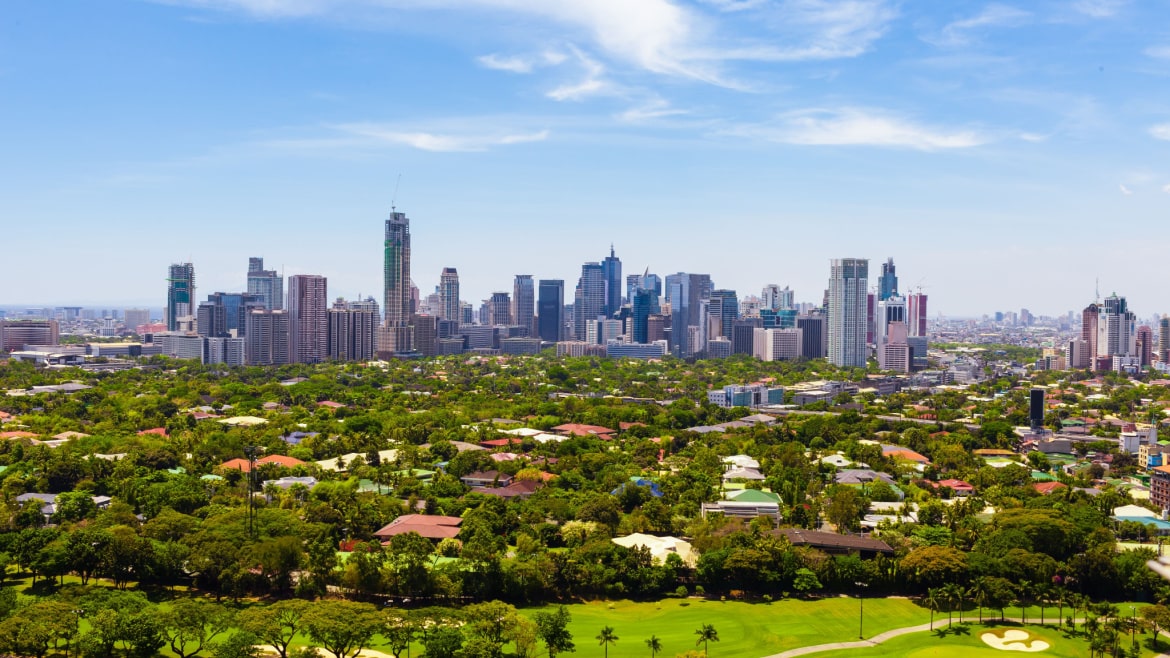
<box><xmin>374</xmin><ymin>514</ymin><xmax>463</xmax><ymax>540</ymax></box>
<box><xmin>137</xmin><ymin>427</ymin><xmax>168</xmax><ymax>437</ymax></box>
<box><xmin>219</xmin><ymin>454</ymin><xmax>304</xmax><ymax>472</ymax></box>
<box><xmin>1033</xmin><ymin>481</ymin><xmax>1068</xmax><ymax>495</ymax></box>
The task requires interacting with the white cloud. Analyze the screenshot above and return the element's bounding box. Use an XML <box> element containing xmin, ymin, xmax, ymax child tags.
<box><xmin>334</xmin><ymin>124</ymin><xmax>550</xmax><ymax>152</ymax></box>
<box><xmin>617</xmin><ymin>99</ymin><xmax>688</xmax><ymax>122</ymax></box>
<box><xmin>1163</xmin><ymin>183</ymin><xmax>1170</xmax><ymax>194</ymax></box>
<box><xmin>1073</xmin><ymin>0</ymin><xmax>1126</xmax><ymax>18</ymax></box>
<box><xmin>1018</xmin><ymin>132</ymin><xmax>1047</xmax><ymax>142</ymax></box>
<box><xmin>724</xmin><ymin>108</ymin><xmax>986</xmax><ymax>151</ymax></box>
<box><xmin>1119</xmin><ymin>184</ymin><xmax>1133</xmax><ymax>195</ymax></box>
<box><xmin>1146</xmin><ymin>46</ymin><xmax>1170</xmax><ymax>59</ymax></box>
<box><xmin>477</xmin><ymin>50</ymin><xmax>567</xmax><ymax>73</ymax></box>
<box><xmin>926</xmin><ymin>5</ymin><xmax>1030</xmax><ymax>48</ymax></box>
<box><xmin>546</xmin><ymin>46</ymin><xmax>609</xmax><ymax>101</ymax></box>
<box><xmin>155</xmin><ymin>0</ymin><xmax>896</xmax><ymax>85</ymax></box>
<box><xmin>1151</xmin><ymin>124</ymin><xmax>1170</xmax><ymax>141</ymax></box>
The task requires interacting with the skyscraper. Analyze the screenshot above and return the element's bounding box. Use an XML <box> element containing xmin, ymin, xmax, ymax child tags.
<box><xmin>709</xmin><ymin>289</ymin><xmax>739</xmax><ymax>339</ymax></box>
<box><xmin>328</xmin><ymin>297</ymin><xmax>378</xmax><ymax>361</ymax></box>
<box><xmin>512</xmin><ymin>275</ymin><xmax>535</xmax><ymax>335</ymax></box>
<box><xmin>665</xmin><ymin>272</ymin><xmax>712</xmax><ymax>358</ymax></box>
<box><xmin>244</xmin><ymin>309</ymin><xmax>289</xmax><ymax>365</ymax></box>
<box><xmin>288</xmin><ymin>275</ymin><xmax>328</xmax><ymax>364</ymax></box>
<box><xmin>1097</xmin><ymin>293</ymin><xmax>1136</xmax><ymax>361</ymax></box>
<box><xmin>246</xmin><ymin>257</ymin><xmax>283</xmax><ymax>311</ymax></box>
<box><xmin>537</xmin><ymin>279</ymin><xmax>564</xmax><ymax>342</ymax></box>
<box><xmin>439</xmin><ymin>267</ymin><xmax>460</xmax><ymax>322</ymax></box>
<box><xmin>166</xmin><ymin>263</ymin><xmax>196</xmax><ymax>331</ymax></box>
<box><xmin>1160</xmin><ymin>316</ymin><xmax>1170</xmax><ymax>364</ymax></box>
<box><xmin>827</xmin><ymin>258</ymin><xmax>869</xmax><ymax>368</ymax></box>
<box><xmin>631</xmin><ymin>288</ymin><xmax>656</xmax><ymax>344</ymax></box>
<box><xmin>488</xmin><ymin>292</ymin><xmax>512</xmax><ymax>326</ymax></box>
<box><xmin>381</xmin><ymin>209</ymin><xmax>413</xmax><ymax>354</ymax></box>
<box><xmin>906</xmin><ymin>293</ymin><xmax>928</xmax><ymax>337</ymax></box>
<box><xmin>573</xmin><ymin>263</ymin><xmax>606</xmax><ymax>341</ymax></box>
<box><xmin>1082</xmin><ymin>303</ymin><xmax>1100</xmax><ymax>364</ymax></box>
<box><xmin>878</xmin><ymin>257</ymin><xmax>898</xmax><ymax>301</ymax></box>
<box><xmin>601</xmin><ymin>245</ymin><xmax>622</xmax><ymax>318</ymax></box>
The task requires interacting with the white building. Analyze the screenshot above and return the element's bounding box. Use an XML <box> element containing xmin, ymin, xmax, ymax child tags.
<box><xmin>753</xmin><ymin>328</ymin><xmax>802</xmax><ymax>361</ymax></box>
<box><xmin>827</xmin><ymin>258</ymin><xmax>869</xmax><ymax>368</ymax></box>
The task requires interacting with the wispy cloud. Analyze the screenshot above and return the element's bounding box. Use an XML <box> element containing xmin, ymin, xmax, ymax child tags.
<box><xmin>333</xmin><ymin>124</ymin><xmax>550</xmax><ymax>152</ymax></box>
<box><xmin>1146</xmin><ymin>46</ymin><xmax>1170</xmax><ymax>59</ymax></box>
<box><xmin>698</xmin><ymin>0</ymin><xmax>767</xmax><ymax>12</ymax></box>
<box><xmin>1163</xmin><ymin>183</ymin><xmax>1170</xmax><ymax>194</ymax></box>
<box><xmin>1119</xmin><ymin>183</ymin><xmax>1133</xmax><ymax>195</ymax></box>
<box><xmin>617</xmin><ymin>98</ymin><xmax>688</xmax><ymax>122</ymax></box>
<box><xmin>1072</xmin><ymin>0</ymin><xmax>1126</xmax><ymax>18</ymax></box>
<box><xmin>722</xmin><ymin>108</ymin><xmax>986</xmax><ymax>150</ymax></box>
<box><xmin>1151</xmin><ymin>124</ymin><xmax>1170</xmax><ymax>141</ymax></box>
<box><xmin>697</xmin><ymin>0</ymin><xmax>897</xmax><ymax>63</ymax></box>
<box><xmin>477</xmin><ymin>50</ymin><xmax>566</xmax><ymax>74</ymax></box>
<box><xmin>925</xmin><ymin>4</ymin><xmax>1030</xmax><ymax>48</ymax></box>
<box><xmin>546</xmin><ymin>46</ymin><xmax>609</xmax><ymax>101</ymax></box>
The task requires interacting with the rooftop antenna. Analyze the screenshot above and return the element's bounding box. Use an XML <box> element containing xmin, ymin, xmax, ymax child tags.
<box><xmin>1095</xmin><ymin>277</ymin><xmax>1100</xmax><ymax>303</ymax></box>
<box><xmin>391</xmin><ymin>173</ymin><xmax>402</xmax><ymax>213</ymax></box>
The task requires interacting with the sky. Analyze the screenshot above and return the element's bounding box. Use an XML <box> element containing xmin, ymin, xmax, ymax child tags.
<box><xmin>2</xmin><ymin>0</ymin><xmax>1169</xmax><ymax>318</ymax></box>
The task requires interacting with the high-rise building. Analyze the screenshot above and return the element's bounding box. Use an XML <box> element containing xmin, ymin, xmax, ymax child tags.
<box><xmin>1137</xmin><ymin>325</ymin><xmax>1153</xmax><ymax>367</ymax></box>
<box><xmin>123</xmin><ymin>309</ymin><xmax>151</xmax><ymax>334</ymax></box>
<box><xmin>439</xmin><ymin>267</ymin><xmax>460</xmax><ymax>322</ymax></box>
<box><xmin>288</xmin><ymin>275</ymin><xmax>328</xmax><ymax>364</ymax></box>
<box><xmin>665</xmin><ymin>272</ymin><xmax>712</xmax><ymax>358</ymax></box>
<box><xmin>753</xmin><ymin>327</ymin><xmax>802</xmax><ymax>361</ymax></box>
<box><xmin>512</xmin><ymin>275</ymin><xmax>535</xmax><ymax>335</ymax></box>
<box><xmin>573</xmin><ymin>263</ymin><xmax>606</xmax><ymax>341</ymax></box>
<box><xmin>875</xmin><ymin>295</ymin><xmax>906</xmax><ymax>352</ymax></box>
<box><xmin>487</xmin><ymin>292</ymin><xmax>512</xmax><ymax>326</ymax></box>
<box><xmin>245</xmin><ymin>309</ymin><xmax>289</xmax><ymax>365</ymax></box>
<box><xmin>630</xmin><ymin>288</ymin><xmax>656</xmax><ymax>344</ymax></box>
<box><xmin>0</xmin><ymin>320</ymin><xmax>59</xmax><ymax>352</ymax></box>
<box><xmin>906</xmin><ymin>293</ymin><xmax>928</xmax><ymax>337</ymax></box>
<box><xmin>877</xmin><ymin>258</ymin><xmax>898</xmax><ymax>301</ymax></box>
<box><xmin>327</xmin><ymin>297</ymin><xmax>378</xmax><ymax>361</ymax></box>
<box><xmin>380</xmin><ymin>209</ymin><xmax>413</xmax><ymax>354</ymax></box>
<box><xmin>796</xmin><ymin>313</ymin><xmax>826</xmax><ymax>359</ymax></box>
<box><xmin>1097</xmin><ymin>294</ymin><xmax>1136</xmax><ymax>362</ymax></box>
<box><xmin>205</xmin><ymin>337</ymin><xmax>245</xmax><ymax>367</ymax></box>
<box><xmin>537</xmin><ymin>280</ymin><xmax>564</xmax><ymax>342</ymax></box>
<box><xmin>732</xmin><ymin>318</ymin><xmax>763</xmax><ymax>355</ymax></box>
<box><xmin>1160</xmin><ymin>316</ymin><xmax>1170</xmax><ymax>363</ymax></box>
<box><xmin>246</xmin><ymin>257</ymin><xmax>284</xmax><ymax>311</ymax></box>
<box><xmin>827</xmin><ymin>258</ymin><xmax>869</xmax><ymax>368</ymax></box>
<box><xmin>197</xmin><ymin>300</ymin><xmax>227</xmax><ymax>338</ymax></box>
<box><xmin>709</xmin><ymin>289</ymin><xmax>739</xmax><ymax>339</ymax></box>
<box><xmin>601</xmin><ymin>245</ymin><xmax>622</xmax><ymax>318</ymax></box>
<box><xmin>166</xmin><ymin>263</ymin><xmax>196</xmax><ymax>331</ymax></box>
<box><xmin>1082</xmin><ymin>304</ymin><xmax>1100</xmax><ymax>363</ymax></box>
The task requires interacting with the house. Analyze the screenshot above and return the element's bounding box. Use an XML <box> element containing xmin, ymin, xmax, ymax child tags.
<box><xmin>263</xmin><ymin>476</ymin><xmax>319</xmax><ymax>491</ymax></box>
<box><xmin>219</xmin><ymin>454</ymin><xmax>306</xmax><ymax>473</ymax></box>
<box><xmin>317</xmin><ymin>401</ymin><xmax>346</xmax><ymax>410</ymax></box>
<box><xmin>723</xmin><ymin>454</ymin><xmax>761</xmax><ymax>470</ymax></box>
<box><xmin>721</xmin><ymin>466</ymin><xmax>766</xmax><ymax>482</ymax></box>
<box><xmin>1033</xmin><ymin>481</ymin><xmax>1068</xmax><ymax>495</ymax></box>
<box><xmin>835</xmin><ymin>469</ymin><xmax>896</xmax><ymax>486</ymax></box>
<box><xmin>700</xmin><ymin>489</ymin><xmax>781</xmax><ymax>520</ymax></box>
<box><xmin>281</xmin><ymin>431</ymin><xmax>318</xmax><ymax>445</ymax></box>
<box><xmin>218</xmin><ymin>416</ymin><xmax>268</xmax><ymax>427</ymax></box>
<box><xmin>315</xmin><ymin>449</ymin><xmax>398</xmax><ymax>472</ymax></box>
<box><xmin>16</xmin><ymin>492</ymin><xmax>112</xmax><ymax>518</ymax></box>
<box><xmin>928</xmin><ymin>478</ymin><xmax>975</xmax><ymax>497</ymax></box>
<box><xmin>551</xmin><ymin>423</ymin><xmax>615</xmax><ymax>439</ymax></box>
<box><xmin>881</xmin><ymin>445</ymin><xmax>931</xmax><ymax>465</ymax></box>
<box><xmin>776</xmin><ymin>528</ymin><xmax>894</xmax><ymax>558</ymax></box>
<box><xmin>373</xmin><ymin>514</ymin><xmax>463</xmax><ymax>541</ymax></box>
<box><xmin>137</xmin><ymin>427</ymin><xmax>168</xmax><ymax>437</ymax></box>
<box><xmin>460</xmin><ymin>470</ymin><xmax>514</xmax><ymax>488</ymax></box>
<box><xmin>612</xmin><ymin>533</ymin><xmax>698</xmax><ymax>568</ymax></box>
<box><xmin>469</xmin><ymin>479</ymin><xmax>542</xmax><ymax>500</ymax></box>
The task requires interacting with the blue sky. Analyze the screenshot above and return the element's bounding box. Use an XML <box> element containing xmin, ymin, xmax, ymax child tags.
<box><xmin>2</xmin><ymin>0</ymin><xmax>1169</xmax><ymax>318</ymax></box>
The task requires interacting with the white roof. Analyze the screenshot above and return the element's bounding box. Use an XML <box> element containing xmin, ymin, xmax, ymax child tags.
<box><xmin>501</xmin><ymin>427</ymin><xmax>543</xmax><ymax>437</ymax></box>
<box><xmin>723</xmin><ymin>454</ymin><xmax>760</xmax><ymax>469</ymax></box>
<box><xmin>532</xmin><ymin>433</ymin><xmax>567</xmax><ymax>443</ymax></box>
<box><xmin>612</xmin><ymin>533</ymin><xmax>697</xmax><ymax>568</ymax></box>
<box><xmin>316</xmin><ymin>449</ymin><xmax>398</xmax><ymax>472</ymax></box>
<box><xmin>219</xmin><ymin>416</ymin><xmax>268</xmax><ymax>426</ymax></box>
<box><xmin>1113</xmin><ymin>504</ymin><xmax>1157</xmax><ymax>518</ymax></box>
<box><xmin>820</xmin><ymin>454</ymin><xmax>853</xmax><ymax>467</ymax></box>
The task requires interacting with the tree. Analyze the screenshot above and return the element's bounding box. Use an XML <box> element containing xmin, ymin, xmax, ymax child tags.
<box><xmin>423</xmin><ymin>627</ymin><xmax>465</xmax><ymax>658</ymax></box>
<box><xmin>464</xmin><ymin>601</ymin><xmax>521</xmax><ymax>658</ymax></box>
<box><xmin>793</xmin><ymin>568</ymin><xmax>822</xmax><ymax>597</ymax></box>
<box><xmin>900</xmin><ymin>546</ymin><xmax>968</xmax><ymax>589</ymax></box>
<box><xmin>645</xmin><ymin>635</ymin><xmax>662</xmax><ymax>658</ymax></box>
<box><xmin>694</xmin><ymin>624</ymin><xmax>719</xmax><ymax>656</ymax></box>
<box><xmin>941</xmin><ymin>582</ymin><xmax>964</xmax><ymax>625</ymax></box>
<box><xmin>0</xmin><ymin>602</ymin><xmax>77</xmax><ymax>658</ymax></box>
<box><xmin>161</xmin><ymin>599</ymin><xmax>234</xmax><ymax>658</ymax></box>
<box><xmin>238</xmin><ymin>599</ymin><xmax>311</xmax><ymax>658</ymax></box>
<box><xmin>212</xmin><ymin>631</ymin><xmax>262</xmax><ymax>658</ymax></box>
<box><xmin>825</xmin><ymin>487</ymin><xmax>866</xmax><ymax>533</ymax></box>
<box><xmin>596</xmin><ymin>626</ymin><xmax>618</xmax><ymax>658</ymax></box>
<box><xmin>534</xmin><ymin>605</ymin><xmax>575</xmax><ymax>658</ymax></box>
<box><xmin>1142</xmin><ymin>605</ymin><xmax>1170</xmax><ymax>651</ymax></box>
<box><xmin>303</xmin><ymin>600</ymin><xmax>382</xmax><ymax>658</ymax></box>
<box><xmin>926</xmin><ymin>588</ymin><xmax>941</xmax><ymax>631</ymax></box>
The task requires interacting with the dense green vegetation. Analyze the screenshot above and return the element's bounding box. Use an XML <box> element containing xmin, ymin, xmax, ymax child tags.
<box><xmin>0</xmin><ymin>353</ymin><xmax>1169</xmax><ymax>657</ymax></box>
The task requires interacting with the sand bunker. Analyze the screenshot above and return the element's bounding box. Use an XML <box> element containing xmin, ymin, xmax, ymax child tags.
<box><xmin>980</xmin><ymin>629</ymin><xmax>1051</xmax><ymax>652</ymax></box>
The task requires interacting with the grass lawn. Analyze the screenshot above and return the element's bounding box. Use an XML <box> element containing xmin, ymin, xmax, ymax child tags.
<box><xmin>518</xmin><ymin>597</ymin><xmax>930</xmax><ymax>658</ymax></box>
<box><xmin>814</xmin><ymin>622</ymin><xmax>1162</xmax><ymax>658</ymax></box>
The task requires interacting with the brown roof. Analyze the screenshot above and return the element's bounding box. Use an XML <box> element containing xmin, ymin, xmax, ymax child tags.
<box><xmin>1033</xmin><ymin>481</ymin><xmax>1068</xmax><ymax>495</ymax></box>
<box><xmin>776</xmin><ymin>528</ymin><xmax>894</xmax><ymax>555</ymax></box>
<box><xmin>470</xmin><ymin>480</ymin><xmax>542</xmax><ymax>499</ymax></box>
<box><xmin>0</xmin><ymin>431</ymin><xmax>38</xmax><ymax>439</ymax></box>
<box><xmin>552</xmin><ymin>423</ymin><xmax>616</xmax><ymax>436</ymax></box>
<box><xmin>374</xmin><ymin>514</ymin><xmax>463</xmax><ymax>540</ymax></box>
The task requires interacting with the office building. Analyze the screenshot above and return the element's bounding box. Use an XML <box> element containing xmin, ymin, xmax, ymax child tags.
<box><xmin>1137</xmin><ymin>325</ymin><xmax>1154</xmax><ymax>367</ymax></box>
<box><xmin>123</xmin><ymin>309</ymin><xmax>151</xmax><ymax>333</ymax></box>
<box><xmin>647</xmin><ymin>314</ymin><xmax>667</xmax><ymax>343</ymax></box>
<box><xmin>245</xmin><ymin>309</ymin><xmax>290</xmax><ymax>366</ymax></box>
<box><xmin>665</xmin><ymin>272</ymin><xmax>712</xmax><ymax>358</ymax></box>
<box><xmin>877</xmin><ymin>257</ymin><xmax>898</xmax><ymax>301</ymax></box>
<box><xmin>0</xmin><ymin>319</ymin><xmax>59</xmax><ymax>352</ymax></box>
<box><xmin>1067</xmin><ymin>338</ymin><xmax>1091</xmax><ymax>369</ymax></box>
<box><xmin>288</xmin><ymin>275</ymin><xmax>328</xmax><ymax>364</ymax></box>
<box><xmin>601</xmin><ymin>245</ymin><xmax>622</xmax><ymax>318</ymax></box>
<box><xmin>205</xmin><ymin>337</ymin><xmax>245</xmax><ymax>366</ymax></box>
<box><xmin>753</xmin><ymin>327</ymin><xmax>802</xmax><ymax>361</ymax></box>
<box><xmin>878</xmin><ymin>320</ymin><xmax>910</xmax><ymax>372</ymax></box>
<box><xmin>327</xmin><ymin>297</ymin><xmax>378</xmax><ymax>361</ymax></box>
<box><xmin>1082</xmin><ymin>304</ymin><xmax>1100</xmax><ymax>364</ymax></box>
<box><xmin>439</xmin><ymin>268</ymin><xmax>460</xmax><ymax>322</ymax></box>
<box><xmin>796</xmin><ymin>313</ymin><xmax>826</xmax><ymax>359</ymax></box>
<box><xmin>413</xmin><ymin>314</ymin><xmax>438</xmax><ymax>357</ymax></box>
<box><xmin>166</xmin><ymin>263</ymin><xmax>196</xmax><ymax>331</ymax></box>
<box><xmin>380</xmin><ymin>209</ymin><xmax>413</xmax><ymax>354</ymax></box>
<box><xmin>1029</xmin><ymin>388</ymin><xmax>1045</xmax><ymax>432</ymax></box>
<box><xmin>512</xmin><ymin>275</ymin><xmax>534</xmax><ymax>335</ymax></box>
<box><xmin>1097</xmin><ymin>294</ymin><xmax>1136</xmax><ymax>362</ymax></box>
<box><xmin>500</xmin><ymin>337</ymin><xmax>542</xmax><ymax>355</ymax></box>
<box><xmin>573</xmin><ymin>263</ymin><xmax>606</xmax><ymax>341</ymax></box>
<box><xmin>709</xmin><ymin>289</ymin><xmax>739</xmax><ymax>339</ymax></box>
<box><xmin>537</xmin><ymin>279</ymin><xmax>564</xmax><ymax>342</ymax></box>
<box><xmin>607</xmin><ymin>340</ymin><xmax>668</xmax><ymax>360</ymax></box>
<box><xmin>1160</xmin><ymin>316</ymin><xmax>1170</xmax><ymax>364</ymax></box>
<box><xmin>732</xmin><ymin>318</ymin><xmax>763</xmax><ymax>355</ymax></box>
<box><xmin>630</xmin><ymin>288</ymin><xmax>656</xmax><ymax>344</ymax></box>
<box><xmin>246</xmin><ymin>257</ymin><xmax>283</xmax><ymax>311</ymax></box>
<box><xmin>488</xmin><ymin>292</ymin><xmax>512</xmax><ymax>327</ymax></box>
<box><xmin>906</xmin><ymin>293</ymin><xmax>928</xmax><ymax>338</ymax></box>
<box><xmin>156</xmin><ymin>332</ymin><xmax>204</xmax><ymax>362</ymax></box>
<box><xmin>197</xmin><ymin>301</ymin><xmax>227</xmax><ymax>338</ymax></box>
<box><xmin>707</xmin><ymin>337</ymin><xmax>732</xmax><ymax>359</ymax></box>
<box><xmin>827</xmin><ymin>258</ymin><xmax>869</xmax><ymax>368</ymax></box>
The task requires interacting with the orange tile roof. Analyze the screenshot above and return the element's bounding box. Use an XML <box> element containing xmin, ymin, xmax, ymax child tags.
<box><xmin>1033</xmin><ymin>481</ymin><xmax>1068</xmax><ymax>495</ymax></box>
<box><xmin>137</xmin><ymin>427</ymin><xmax>168</xmax><ymax>436</ymax></box>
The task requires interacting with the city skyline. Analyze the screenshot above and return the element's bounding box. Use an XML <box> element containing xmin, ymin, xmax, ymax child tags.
<box><xmin>4</xmin><ymin>2</ymin><xmax>1170</xmax><ymax>315</ymax></box>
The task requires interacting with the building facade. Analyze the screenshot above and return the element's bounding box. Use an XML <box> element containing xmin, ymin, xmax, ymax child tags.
<box><xmin>380</xmin><ymin>209</ymin><xmax>413</xmax><ymax>354</ymax></box>
<box><xmin>512</xmin><ymin>275</ymin><xmax>534</xmax><ymax>335</ymax></box>
<box><xmin>166</xmin><ymin>263</ymin><xmax>196</xmax><ymax>331</ymax></box>
<box><xmin>537</xmin><ymin>279</ymin><xmax>564</xmax><ymax>342</ymax></box>
<box><xmin>288</xmin><ymin>275</ymin><xmax>328</xmax><ymax>364</ymax></box>
<box><xmin>246</xmin><ymin>257</ymin><xmax>283</xmax><ymax>311</ymax></box>
<box><xmin>827</xmin><ymin>258</ymin><xmax>869</xmax><ymax>368</ymax></box>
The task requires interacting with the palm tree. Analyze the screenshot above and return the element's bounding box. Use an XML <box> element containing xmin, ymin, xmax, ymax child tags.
<box><xmin>971</xmin><ymin>580</ymin><xmax>990</xmax><ymax>624</ymax></box>
<box><xmin>1017</xmin><ymin>580</ymin><xmax>1032</xmax><ymax>625</ymax></box>
<box><xmin>597</xmin><ymin>626</ymin><xmax>618</xmax><ymax>658</ymax></box>
<box><xmin>645</xmin><ymin>635</ymin><xmax>662</xmax><ymax>658</ymax></box>
<box><xmin>926</xmin><ymin>588</ymin><xmax>942</xmax><ymax>631</ymax></box>
<box><xmin>943</xmin><ymin>582</ymin><xmax>964</xmax><ymax>625</ymax></box>
<box><xmin>694</xmin><ymin>624</ymin><xmax>719</xmax><ymax>656</ymax></box>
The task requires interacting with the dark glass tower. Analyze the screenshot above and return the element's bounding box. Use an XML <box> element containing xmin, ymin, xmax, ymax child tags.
<box><xmin>537</xmin><ymin>279</ymin><xmax>564</xmax><ymax>342</ymax></box>
<box><xmin>878</xmin><ymin>257</ymin><xmax>898</xmax><ymax>302</ymax></box>
<box><xmin>601</xmin><ymin>245</ymin><xmax>622</xmax><ymax>318</ymax></box>
<box><xmin>166</xmin><ymin>263</ymin><xmax>195</xmax><ymax>331</ymax></box>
